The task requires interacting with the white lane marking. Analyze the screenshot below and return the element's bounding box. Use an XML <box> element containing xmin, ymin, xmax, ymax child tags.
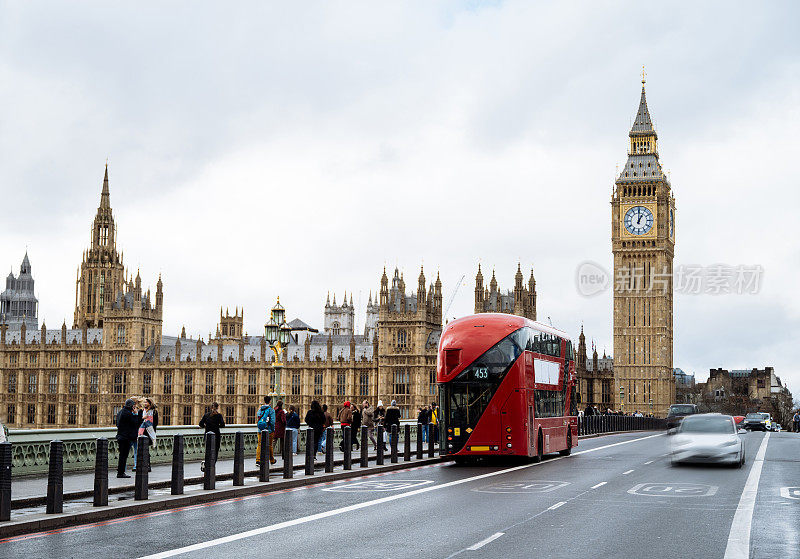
<box><xmin>139</xmin><ymin>433</ymin><xmax>663</xmax><ymax>559</ymax></box>
<box><xmin>547</xmin><ymin>501</ymin><xmax>566</xmax><ymax>510</ymax></box>
<box><xmin>623</xmin><ymin>469</ymin><xmax>634</xmax><ymax>475</ymax></box>
<box><xmin>591</xmin><ymin>482</ymin><xmax>607</xmax><ymax>489</ymax></box>
<box><xmin>466</xmin><ymin>532</ymin><xmax>504</xmax><ymax>551</ymax></box>
<box><xmin>723</xmin><ymin>432</ymin><xmax>770</xmax><ymax>559</ymax></box>
<box><xmin>780</xmin><ymin>487</ymin><xmax>800</xmax><ymax>500</ymax></box>
<box><xmin>644</xmin><ymin>460</ymin><xmax>654</xmax><ymax>465</ymax></box>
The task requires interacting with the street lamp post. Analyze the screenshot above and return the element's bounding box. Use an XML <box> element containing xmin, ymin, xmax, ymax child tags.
<box><xmin>264</xmin><ymin>297</ymin><xmax>291</xmax><ymax>400</ymax></box>
<box><xmin>619</xmin><ymin>386</ymin><xmax>625</xmax><ymax>413</ymax></box>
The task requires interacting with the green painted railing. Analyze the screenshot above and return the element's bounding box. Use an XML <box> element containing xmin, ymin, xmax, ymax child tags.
<box><xmin>7</xmin><ymin>421</ymin><xmax>420</xmax><ymax>477</ymax></box>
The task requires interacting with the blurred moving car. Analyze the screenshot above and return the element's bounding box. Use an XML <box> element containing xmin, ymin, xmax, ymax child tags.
<box><xmin>742</xmin><ymin>412</ymin><xmax>772</xmax><ymax>431</ymax></box>
<box><xmin>666</xmin><ymin>404</ymin><xmax>699</xmax><ymax>429</ymax></box>
<box><xmin>670</xmin><ymin>414</ymin><xmax>745</xmax><ymax>468</ymax></box>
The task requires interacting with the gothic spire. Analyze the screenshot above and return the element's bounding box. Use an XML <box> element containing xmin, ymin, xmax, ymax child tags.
<box><xmin>100</xmin><ymin>163</ymin><xmax>111</xmax><ymax>209</ymax></box>
<box><xmin>630</xmin><ymin>82</ymin><xmax>655</xmax><ymax>135</ymax></box>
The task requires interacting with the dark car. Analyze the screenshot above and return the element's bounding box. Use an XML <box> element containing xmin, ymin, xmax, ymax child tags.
<box><xmin>743</xmin><ymin>412</ymin><xmax>771</xmax><ymax>431</ymax></box>
<box><xmin>666</xmin><ymin>404</ymin><xmax>699</xmax><ymax>430</ymax></box>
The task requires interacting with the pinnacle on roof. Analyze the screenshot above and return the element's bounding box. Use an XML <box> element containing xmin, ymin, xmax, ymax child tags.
<box><xmin>100</xmin><ymin>163</ymin><xmax>111</xmax><ymax>209</ymax></box>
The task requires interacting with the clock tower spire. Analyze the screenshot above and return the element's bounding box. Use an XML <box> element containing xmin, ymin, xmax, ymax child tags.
<box><xmin>611</xmin><ymin>76</ymin><xmax>676</xmax><ymax>417</ymax></box>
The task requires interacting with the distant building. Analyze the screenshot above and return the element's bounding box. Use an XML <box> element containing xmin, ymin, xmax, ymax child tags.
<box><xmin>474</xmin><ymin>264</ymin><xmax>536</xmax><ymax>320</ymax></box>
<box><xmin>704</xmin><ymin>367</ymin><xmax>784</xmax><ymax>402</ymax></box>
<box><xmin>576</xmin><ymin>327</ymin><xmax>615</xmax><ymax>411</ymax></box>
<box><xmin>0</xmin><ymin>252</ymin><xmax>39</xmax><ymax>331</ymax></box>
<box><xmin>673</xmin><ymin>368</ymin><xmax>695</xmax><ymax>387</ymax></box>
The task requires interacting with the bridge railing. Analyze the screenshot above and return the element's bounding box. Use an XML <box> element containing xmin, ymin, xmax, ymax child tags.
<box><xmin>577</xmin><ymin>414</ymin><xmax>666</xmax><ymax>436</ymax></box>
<box><xmin>6</xmin><ymin>420</ymin><xmax>421</xmax><ymax>477</ymax></box>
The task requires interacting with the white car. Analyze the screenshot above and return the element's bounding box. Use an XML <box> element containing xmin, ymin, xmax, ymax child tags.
<box><xmin>670</xmin><ymin>414</ymin><xmax>745</xmax><ymax>468</ymax></box>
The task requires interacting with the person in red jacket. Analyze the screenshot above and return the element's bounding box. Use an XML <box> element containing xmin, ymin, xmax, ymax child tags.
<box><xmin>273</xmin><ymin>400</ymin><xmax>286</xmax><ymax>457</ymax></box>
<box><xmin>338</xmin><ymin>401</ymin><xmax>353</xmax><ymax>452</ymax></box>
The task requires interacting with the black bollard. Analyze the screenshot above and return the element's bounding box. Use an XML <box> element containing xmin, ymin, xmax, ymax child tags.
<box><xmin>427</xmin><ymin>424</ymin><xmax>434</xmax><ymax>458</ymax></box>
<box><xmin>416</xmin><ymin>424</ymin><xmax>423</xmax><ymax>459</ymax></box>
<box><xmin>404</xmin><ymin>424</ymin><xmax>411</xmax><ymax>462</ymax></box>
<box><xmin>233</xmin><ymin>431</ymin><xmax>245</xmax><ymax>486</ymax></box>
<box><xmin>93</xmin><ymin>438</ymin><xmax>109</xmax><ymax>507</ymax></box>
<box><xmin>305</xmin><ymin>429</ymin><xmax>315</xmax><ymax>476</ymax></box>
<box><xmin>204</xmin><ymin>432</ymin><xmax>216</xmax><ymax>490</ymax></box>
<box><xmin>283</xmin><ymin>431</ymin><xmax>293</xmax><ymax>479</ymax></box>
<box><xmin>259</xmin><ymin>431</ymin><xmax>269</xmax><ymax>483</ymax></box>
<box><xmin>134</xmin><ymin>436</ymin><xmax>149</xmax><ymax>501</ymax></box>
<box><xmin>376</xmin><ymin>426</ymin><xmax>385</xmax><ymax>465</ymax></box>
<box><xmin>325</xmin><ymin>427</ymin><xmax>335</xmax><ymax>473</ymax></box>
<box><xmin>171</xmin><ymin>434</ymin><xmax>184</xmax><ymax>495</ymax></box>
<box><xmin>390</xmin><ymin>425</ymin><xmax>398</xmax><ymax>463</ymax></box>
<box><xmin>360</xmin><ymin>426</ymin><xmax>369</xmax><ymax>468</ymax></box>
<box><xmin>0</xmin><ymin>442</ymin><xmax>11</xmax><ymax>521</ymax></box>
<box><xmin>343</xmin><ymin>427</ymin><xmax>352</xmax><ymax>470</ymax></box>
<box><xmin>46</xmin><ymin>440</ymin><xmax>64</xmax><ymax>514</ymax></box>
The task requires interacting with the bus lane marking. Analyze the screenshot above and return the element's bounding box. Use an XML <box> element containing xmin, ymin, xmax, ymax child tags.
<box><xmin>724</xmin><ymin>432</ymin><xmax>770</xmax><ymax>559</ymax></box>
<box><xmin>472</xmin><ymin>480</ymin><xmax>569</xmax><ymax>494</ymax></box>
<box><xmin>322</xmin><ymin>480</ymin><xmax>433</xmax><ymax>492</ymax></box>
<box><xmin>139</xmin><ymin>433</ymin><xmax>663</xmax><ymax>559</ymax></box>
<box><xmin>779</xmin><ymin>487</ymin><xmax>800</xmax><ymax>500</ymax></box>
<box><xmin>628</xmin><ymin>483</ymin><xmax>718</xmax><ymax>497</ymax></box>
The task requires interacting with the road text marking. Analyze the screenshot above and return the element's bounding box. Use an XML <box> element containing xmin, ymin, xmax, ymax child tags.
<box><xmin>473</xmin><ymin>481</ymin><xmax>568</xmax><ymax>494</ymax></box>
<box><xmin>628</xmin><ymin>483</ymin><xmax>718</xmax><ymax>497</ymax></box>
<box><xmin>780</xmin><ymin>487</ymin><xmax>800</xmax><ymax>501</ymax></box>
<box><xmin>139</xmin><ymin>433</ymin><xmax>663</xmax><ymax>559</ymax></box>
<box><xmin>322</xmin><ymin>480</ymin><xmax>433</xmax><ymax>492</ymax></box>
<box><xmin>723</xmin><ymin>432</ymin><xmax>770</xmax><ymax>559</ymax></box>
<box><xmin>466</xmin><ymin>532</ymin><xmax>504</xmax><ymax>551</ymax></box>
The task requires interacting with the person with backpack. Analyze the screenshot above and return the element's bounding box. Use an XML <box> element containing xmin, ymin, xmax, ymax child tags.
<box><xmin>320</xmin><ymin>404</ymin><xmax>334</xmax><ymax>452</ymax></box>
<box><xmin>385</xmin><ymin>400</ymin><xmax>401</xmax><ymax>448</ymax></box>
<box><xmin>285</xmin><ymin>405</ymin><xmax>301</xmax><ymax>454</ymax></box>
<box><xmin>256</xmin><ymin>396</ymin><xmax>277</xmax><ymax>466</ymax></box>
<box><xmin>199</xmin><ymin>401</ymin><xmax>225</xmax><ymax>471</ymax></box>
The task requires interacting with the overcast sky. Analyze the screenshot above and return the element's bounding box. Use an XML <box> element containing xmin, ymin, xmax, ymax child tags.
<box><xmin>1</xmin><ymin>1</ymin><xmax>798</xmax><ymax>398</ymax></box>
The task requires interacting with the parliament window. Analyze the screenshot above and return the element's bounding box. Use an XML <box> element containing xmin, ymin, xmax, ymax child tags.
<box><xmin>314</xmin><ymin>373</ymin><xmax>323</xmax><ymax>396</ymax></box>
<box><xmin>49</xmin><ymin>354</ymin><xmax>58</xmax><ymax>366</ymax></box>
<box><xmin>248</xmin><ymin>372</ymin><xmax>257</xmax><ymax>395</ymax></box>
<box><xmin>8</xmin><ymin>372</ymin><xmax>17</xmax><ymax>394</ymax></box>
<box><xmin>164</xmin><ymin>372</ymin><xmax>173</xmax><ymax>394</ymax></box>
<box><xmin>69</xmin><ymin>373</ymin><xmax>78</xmax><ymax>394</ymax></box>
<box><xmin>27</xmin><ymin>404</ymin><xmax>36</xmax><ymax>424</ymax></box>
<box><xmin>226</xmin><ymin>372</ymin><xmax>236</xmax><ymax>395</ymax></box>
<box><xmin>397</xmin><ymin>329</ymin><xmax>408</xmax><ymax>349</ymax></box>
<box><xmin>49</xmin><ymin>373</ymin><xmax>58</xmax><ymax>394</ymax></box>
<box><xmin>359</xmin><ymin>372</ymin><xmax>369</xmax><ymax>397</ymax></box>
<box><xmin>269</xmin><ymin>371</ymin><xmax>276</xmax><ymax>392</ymax></box>
<box><xmin>70</xmin><ymin>352</ymin><xmax>79</xmax><ymax>366</ymax></box>
<box><xmin>336</xmin><ymin>373</ymin><xmax>346</xmax><ymax>396</ymax></box>
<box><xmin>89</xmin><ymin>404</ymin><xmax>98</xmax><ymax>425</ymax></box>
<box><xmin>184</xmin><ymin>372</ymin><xmax>193</xmax><ymax>395</ymax></box>
<box><xmin>113</xmin><ymin>372</ymin><xmax>127</xmax><ymax>394</ymax></box>
<box><xmin>206</xmin><ymin>372</ymin><xmax>215</xmax><ymax>395</ymax></box>
<box><xmin>67</xmin><ymin>404</ymin><xmax>77</xmax><ymax>425</ymax></box>
<box><xmin>182</xmin><ymin>405</ymin><xmax>192</xmax><ymax>426</ymax></box>
<box><xmin>393</xmin><ymin>370</ymin><xmax>410</xmax><ymax>395</ymax></box>
<box><xmin>429</xmin><ymin>371</ymin><xmax>437</xmax><ymax>396</ymax></box>
<box><xmin>116</xmin><ymin>325</ymin><xmax>126</xmax><ymax>344</ymax></box>
<box><xmin>91</xmin><ymin>353</ymin><xmax>100</xmax><ymax>366</ymax></box>
<box><xmin>224</xmin><ymin>406</ymin><xmax>234</xmax><ymax>425</ymax></box>
<box><xmin>143</xmin><ymin>372</ymin><xmax>152</xmax><ymax>395</ymax></box>
<box><xmin>161</xmin><ymin>405</ymin><xmax>171</xmax><ymax>426</ymax></box>
<box><xmin>247</xmin><ymin>405</ymin><xmax>256</xmax><ymax>424</ymax></box>
<box><xmin>90</xmin><ymin>372</ymin><xmax>99</xmax><ymax>394</ymax></box>
<box><xmin>47</xmin><ymin>404</ymin><xmax>56</xmax><ymax>424</ymax></box>
<box><xmin>28</xmin><ymin>373</ymin><xmax>37</xmax><ymax>394</ymax></box>
<box><xmin>292</xmin><ymin>374</ymin><xmax>301</xmax><ymax>396</ymax></box>
<box><xmin>7</xmin><ymin>404</ymin><xmax>15</xmax><ymax>425</ymax></box>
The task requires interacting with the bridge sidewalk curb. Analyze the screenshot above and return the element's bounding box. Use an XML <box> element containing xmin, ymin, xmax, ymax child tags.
<box><xmin>0</xmin><ymin>456</ymin><xmax>446</xmax><ymax>539</ymax></box>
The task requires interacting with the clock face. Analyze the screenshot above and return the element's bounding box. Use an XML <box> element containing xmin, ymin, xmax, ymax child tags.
<box><xmin>624</xmin><ymin>206</ymin><xmax>654</xmax><ymax>235</ymax></box>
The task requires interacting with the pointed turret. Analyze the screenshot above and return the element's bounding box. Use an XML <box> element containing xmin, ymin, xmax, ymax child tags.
<box><xmin>100</xmin><ymin>164</ymin><xmax>111</xmax><ymax>209</ymax></box>
<box><xmin>418</xmin><ymin>266</ymin><xmax>426</xmax><ymax>306</ymax></box>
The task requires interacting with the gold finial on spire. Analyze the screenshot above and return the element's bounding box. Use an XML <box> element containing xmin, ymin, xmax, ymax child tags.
<box><xmin>641</xmin><ymin>65</ymin><xmax>646</xmax><ymax>85</ymax></box>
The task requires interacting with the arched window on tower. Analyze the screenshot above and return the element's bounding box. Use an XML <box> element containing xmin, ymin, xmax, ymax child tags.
<box><xmin>397</xmin><ymin>329</ymin><xmax>408</xmax><ymax>349</ymax></box>
<box><xmin>332</xmin><ymin>321</ymin><xmax>340</xmax><ymax>336</ymax></box>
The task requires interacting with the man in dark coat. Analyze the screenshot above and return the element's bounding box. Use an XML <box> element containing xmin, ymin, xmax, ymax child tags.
<box><xmin>116</xmin><ymin>398</ymin><xmax>141</xmax><ymax>478</ymax></box>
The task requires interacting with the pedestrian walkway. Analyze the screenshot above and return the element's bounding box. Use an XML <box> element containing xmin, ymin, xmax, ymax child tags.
<box><xmin>12</xmin><ymin>448</ymin><xmax>365</xmax><ymax>501</ymax></box>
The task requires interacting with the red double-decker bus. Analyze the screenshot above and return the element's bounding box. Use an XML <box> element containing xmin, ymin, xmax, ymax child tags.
<box><xmin>438</xmin><ymin>313</ymin><xmax>578</xmax><ymax>462</ymax></box>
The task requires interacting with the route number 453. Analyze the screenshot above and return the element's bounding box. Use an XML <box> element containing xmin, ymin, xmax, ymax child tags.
<box><xmin>474</xmin><ymin>367</ymin><xmax>489</xmax><ymax>380</ymax></box>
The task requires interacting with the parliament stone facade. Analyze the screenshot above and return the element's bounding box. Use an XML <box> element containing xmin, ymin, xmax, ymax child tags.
<box><xmin>0</xmin><ymin>168</ymin><xmax>441</xmax><ymax>428</ymax></box>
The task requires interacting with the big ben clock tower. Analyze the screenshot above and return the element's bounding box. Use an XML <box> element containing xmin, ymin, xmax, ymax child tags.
<box><xmin>611</xmin><ymin>74</ymin><xmax>676</xmax><ymax>417</ymax></box>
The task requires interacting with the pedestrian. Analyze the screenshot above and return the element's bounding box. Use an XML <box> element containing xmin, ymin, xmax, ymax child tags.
<box><xmin>285</xmin><ymin>405</ymin><xmax>301</xmax><ymax>454</ymax></box>
<box><xmin>385</xmin><ymin>400</ymin><xmax>401</xmax><ymax>449</ymax></box>
<box><xmin>338</xmin><ymin>401</ymin><xmax>353</xmax><ymax>452</ymax></box>
<box><xmin>138</xmin><ymin>398</ymin><xmax>157</xmax><ymax>445</ymax></box>
<box><xmin>351</xmin><ymin>404</ymin><xmax>361</xmax><ymax>450</ymax></box>
<box><xmin>320</xmin><ymin>404</ymin><xmax>334</xmax><ymax>452</ymax></box>
<box><xmin>362</xmin><ymin>401</ymin><xmax>377</xmax><ymax>450</ymax></box>
<box><xmin>793</xmin><ymin>410</ymin><xmax>800</xmax><ymax>433</ymax></box>
<box><xmin>305</xmin><ymin>400</ymin><xmax>326</xmax><ymax>454</ymax></box>
<box><xmin>115</xmin><ymin>398</ymin><xmax>141</xmax><ymax>478</ymax></box>
<box><xmin>430</xmin><ymin>402</ymin><xmax>440</xmax><ymax>444</ymax></box>
<box><xmin>375</xmin><ymin>400</ymin><xmax>387</xmax><ymax>450</ymax></box>
<box><xmin>417</xmin><ymin>406</ymin><xmax>430</xmax><ymax>443</ymax></box>
<box><xmin>0</xmin><ymin>416</ymin><xmax>7</xmax><ymax>443</ymax></box>
<box><xmin>256</xmin><ymin>396</ymin><xmax>276</xmax><ymax>466</ymax></box>
<box><xmin>273</xmin><ymin>400</ymin><xmax>286</xmax><ymax>457</ymax></box>
<box><xmin>199</xmin><ymin>401</ymin><xmax>225</xmax><ymax>471</ymax></box>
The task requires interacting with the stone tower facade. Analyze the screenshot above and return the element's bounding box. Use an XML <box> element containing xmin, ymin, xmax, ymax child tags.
<box><xmin>74</xmin><ymin>166</ymin><xmax>126</xmax><ymax>328</ymax></box>
<box><xmin>474</xmin><ymin>263</ymin><xmax>536</xmax><ymax>320</ymax></box>
<box><xmin>611</xmin><ymin>78</ymin><xmax>676</xmax><ymax>417</ymax></box>
<box><xmin>324</xmin><ymin>292</ymin><xmax>355</xmax><ymax>336</ymax></box>
<box><xmin>1</xmin><ymin>252</ymin><xmax>39</xmax><ymax>330</ymax></box>
<box><xmin>377</xmin><ymin>267</ymin><xmax>442</xmax><ymax>414</ymax></box>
